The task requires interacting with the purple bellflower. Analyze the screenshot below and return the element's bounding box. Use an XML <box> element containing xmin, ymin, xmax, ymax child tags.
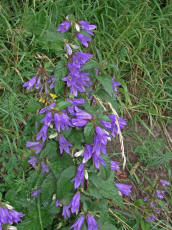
<box><xmin>56</xmin><ymin>200</ymin><xmax>60</xmax><ymax>207</ymax></box>
<box><xmin>156</xmin><ymin>190</ymin><xmax>165</xmax><ymax>199</ymax></box>
<box><xmin>87</xmin><ymin>214</ymin><xmax>100</xmax><ymax>230</ymax></box>
<box><xmin>72</xmin><ymin>163</ymin><xmax>84</xmax><ymax>189</ymax></box>
<box><xmin>28</xmin><ymin>156</ymin><xmax>38</xmax><ymax>167</ymax></box>
<box><xmin>83</xmin><ymin>144</ymin><xmax>92</xmax><ymax>162</ymax></box>
<box><xmin>59</xmin><ymin>135</ymin><xmax>72</xmax><ymax>154</ymax></box>
<box><xmin>72</xmin><ymin>118</ymin><xmax>88</xmax><ymax>127</ymax></box>
<box><xmin>75</xmin><ymin>107</ymin><xmax>92</xmax><ymax>120</ymax></box>
<box><xmin>23</xmin><ymin>76</ymin><xmax>37</xmax><ymax>91</ymax></box>
<box><xmin>31</xmin><ymin>189</ymin><xmax>42</xmax><ymax>198</ymax></box>
<box><xmin>41</xmin><ymin>111</ymin><xmax>53</xmax><ymax>126</ymax></box>
<box><xmin>0</xmin><ymin>207</ymin><xmax>24</xmax><ymax>225</ymax></box>
<box><xmin>112</xmin><ymin>77</ymin><xmax>121</xmax><ymax>93</ymax></box>
<box><xmin>36</xmin><ymin>124</ymin><xmax>48</xmax><ymax>142</ymax></box>
<box><xmin>109</xmin><ymin>115</ymin><xmax>127</xmax><ymax>136</ymax></box>
<box><xmin>115</xmin><ymin>183</ymin><xmax>132</xmax><ymax>196</ymax></box>
<box><xmin>160</xmin><ymin>180</ymin><xmax>170</xmax><ymax>187</ymax></box>
<box><xmin>67</xmin><ymin>98</ymin><xmax>85</xmax><ymax>116</ymax></box>
<box><xmin>77</xmin><ymin>33</ymin><xmax>92</xmax><ymax>47</ymax></box>
<box><xmin>111</xmin><ymin>160</ymin><xmax>120</xmax><ymax>171</ymax></box>
<box><xmin>70</xmin><ymin>192</ymin><xmax>80</xmax><ymax>214</ymax></box>
<box><xmin>41</xmin><ymin>162</ymin><xmax>50</xmax><ymax>173</ymax></box>
<box><xmin>62</xmin><ymin>204</ymin><xmax>71</xmax><ymax>219</ymax></box>
<box><xmin>70</xmin><ymin>216</ymin><xmax>85</xmax><ymax>230</ymax></box>
<box><xmin>79</xmin><ymin>21</ymin><xmax>96</xmax><ymax>36</ymax></box>
<box><xmin>39</xmin><ymin>102</ymin><xmax>56</xmax><ymax>114</ymax></box>
<box><xmin>66</xmin><ymin>44</ymin><xmax>72</xmax><ymax>55</ymax></box>
<box><xmin>57</xmin><ymin>21</ymin><xmax>70</xmax><ymax>33</ymax></box>
<box><xmin>72</xmin><ymin>52</ymin><xmax>93</xmax><ymax>68</ymax></box>
<box><xmin>48</xmin><ymin>75</ymin><xmax>55</xmax><ymax>89</ymax></box>
<box><xmin>26</xmin><ymin>141</ymin><xmax>43</xmax><ymax>154</ymax></box>
<box><xmin>92</xmin><ymin>126</ymin><xmax>109</xmax><ymax>156</ymax></box>
<box><xmin>92</xmin><ymin>153</ymin><xmax>106</xmax><ymax>169</ymax></box>
<box><xmin>54</xmin><ymin>111</ymin><xmax>71</xmax><ymax>133</ymax></box>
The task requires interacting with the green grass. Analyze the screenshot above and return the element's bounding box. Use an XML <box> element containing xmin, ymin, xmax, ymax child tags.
<box><xmin>0</xmin><ymin>0</ymin><xmax>172</xmax><ymax>229</ymax></box>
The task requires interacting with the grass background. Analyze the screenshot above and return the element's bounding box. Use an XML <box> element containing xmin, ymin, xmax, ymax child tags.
<box><xmin>0</xmin><ymin>0</ymin><xmax>172</xmax><ymax>229</ymax></box>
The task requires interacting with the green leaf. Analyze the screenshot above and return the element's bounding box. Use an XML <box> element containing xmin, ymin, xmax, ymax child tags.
<box><xmin>90</xmin><ymin>172</ymin><xmax>123</xmax><ymax>208</ymax></box>
<box><xmin>140</xmin><ymin>219</ymin><xmax>150</xmax><ymax>230</ymax></box>
<box><xmin>97</xmin><ymin>75</ymin><xmax>114</xmax><ymax>97</ymax></box>
<box><xmin>54</xmin><ymin>61</ymin><xmax>67</xmax><ymax>95</ymax></box>
<box><xmin>56</xmin><ymin>100</ymin><xmax>71</xmax><ymax>111</ymax></box>
<box><xmin>95</xmin><ymin>89</ymin><xmax>119</xmax><ymax>113</ymax></box>
<box><xmin>84</xmin><ymin>122</ymin><xmax>95</xmax><ymax>144</ymax></box>
<box><xmin>102</xmin><ymin>222</ymin><xmax>118</xmax><ymax>230</ymax></box>
<box><xmin>82</xmin><ymin>60</ymin><xmax>98</xmax><ymax>71</ymax></box>
<box><xmin>57</xmin><ymin>166</ymin><xmax>76</xmax><ymax>200</ymax></box>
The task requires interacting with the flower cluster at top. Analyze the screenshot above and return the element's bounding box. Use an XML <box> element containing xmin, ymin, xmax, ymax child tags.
<box><xmin>0</xmin><ymin>204</ymin><xmax>24</xmax><ymax>230</ymax></box>
<box><xmin>22</xmin><ymin>18</ymin><xmax>131</xmax><ymax>230</ymax></box>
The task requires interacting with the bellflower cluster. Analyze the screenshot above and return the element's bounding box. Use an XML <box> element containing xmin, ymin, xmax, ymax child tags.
<box><xmin>23</xmin><ymin>75</ymin><xmax>54</xmax><ymax>93</ymax></box>
<box><xmin>0</xmin><ymin>206</ymin><xmax>24</xmax><ymax>229</ymax></box>
<box><xmin>62</xmin><ymin>52</ymin><xmax>93</xmax><ymax>97</ymax></box>
<box><xmin>72</xmin><ymin>163</ymin><xmax>85</xmax><ymax>189</ymax></box>
<box><xmin>23</xmin><ymin>17</ymin><xmax>129</xmax><ymax>229</ymax></box>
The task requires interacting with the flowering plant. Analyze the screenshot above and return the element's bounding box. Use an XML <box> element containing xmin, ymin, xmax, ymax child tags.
<box><xmin>6</xmin><ymin>16</ymin><xmax>132</xmax><ymax>229</ymax></box>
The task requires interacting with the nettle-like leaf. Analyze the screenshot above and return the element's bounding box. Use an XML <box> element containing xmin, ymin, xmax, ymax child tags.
<box><xmin>95</xmin><ymin>88</ymin><xmax>119</xmax><ymax>113</ymax></box>
<box><xmin>54</xmin><ymin>60</ymin><xmax>67</xmax><ymax>95</ymax></box>
<box><xmin>97</xmin><ymin>75</ymin><xmax>114</xmax><ymax>97</ymax></box>
<box><xmin>56</xmin><ymin>166</ymin><xmax>76</xmax><ymax>201</ymax></box>
<box><xmin>84</xmin><ymin>122</ymin><xmax>95</xmax><ymax>144</ymax></box>
<box><xmin>90</xmin><ymin>172</ymin><xmax>123</xmax><ymax>208</ymax></box>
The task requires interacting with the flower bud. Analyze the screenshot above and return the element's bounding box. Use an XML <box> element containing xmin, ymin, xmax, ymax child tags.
<box><xmin>84</xmin><ymin>170</ymin><xmax>88</xmax><ymax>180</ymax></box>
<box><xmin>49</xmin><ymin>133</ymin><xmax>58</xmax><ymax>139</ymax></box>
<box><xmin>74</xmin><ymin>149</ymin><xmax>84</xmax><ymax>157</ymax></box>
<box><xmin>75</xmin><ymin>23</ymin><xmax>80</xmax><ymax>32</ymax></box>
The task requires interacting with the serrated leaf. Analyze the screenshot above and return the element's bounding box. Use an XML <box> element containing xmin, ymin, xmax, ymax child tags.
<box><xmin>56</xmin><ymin>101</ymin><xmax>71</xmax><ymax>110</ymax></box>
<box><xmin>82</xmin><ymin>60</ymin><xmax>98</xmax><ymax>71</ymax></box>
<box><xmin>84</xmin><ymin>122</ymin><xmax>95</xmax><ymax>144</ymax></box>
<box><xmin>54</xmin><ymin>61</ymin><xmax>67</xmax><ymax>94</ymax></box>
<box><xmin>90</xmin><ymin>172</ymin><xmax>123</xmax><ymax>208</ymax></box>
<box><xmin>95</xmin><ymin>89</ymin><xmax>119</xmax><ymax>113</ymax></box>
<box><xmin>97</xmin><ymin>75</ymin><xmax>114</xmax><ymax>97</ymax></box>
<box><xmin>102</xmin><ymin>222</ymin><xmax>118</xmax><ymax>230</ymax></box>
<box><xmin>57</xmin><ymin>166</ymin><xmax>76</xmax><ymax>200</ymax></box>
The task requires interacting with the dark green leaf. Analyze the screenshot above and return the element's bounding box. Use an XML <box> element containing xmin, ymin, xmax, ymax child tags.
<box><xmin>84</xmin><ymin>122</ymin><xmax>95</xmax><ymax>144</ymax></box>
<box><xmin>97</xmin><ymin>75</ymin><xmax>114</xmax><ymax>97</ymax></box>
<box><xmin>56</xmin><ymin>100</ymin><xmax>71</xmax><ymax>111</ymax></box>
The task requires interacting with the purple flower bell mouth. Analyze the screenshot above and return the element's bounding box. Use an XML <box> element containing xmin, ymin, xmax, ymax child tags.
<box><xmin>59</xmin><ymin>135</ymin><xmax>73</xmax><ymax>155</ymax></box>
<box><xmin>57</xmin><ymin>21</ymin><xmax>70</xmax><ymax>33</ymax></box>
<box><xmin>26</xmin><ymin>141</ymin><xmax>43</xmax><ymax>154</ymax></box>
<box><xmin>23</xmin><ymin>76</ymin><xmax>37</xmax><ymax>91</ymax></box>
<box><xmin>70</xmin><ymin>216</ymin><xmax>85</xmax><ymax>230</ymax></box>
<box><xmin>0</xmin><ymin>207</ymin><xmax>24</xmax><ymax>225</ymax></box>
<box><xmin>72</xmin><ymin>163</ymin><xmax>84</xmax><ymax>189</ymax></box>
<box><xmin>76</xmin><ymin>33</ymin><xmax>92</xmax><ymax>47</ymax></box>
<box><xmin>31</xmin><ymin>189</ymin><xmax>42</xmax><ymax>198</ymax></box>
<box><xmin>87</xmin><ymin>214</ymin><xmax>100</xmax><ymax>230</ymax></box>
<box><xmin>115</xmin><ymin>183</ymin><xmax>132</xmax><ymax>196</ymax></box>
<box><xmin>79</xmin><ymin>20</ymin><xmax>96</xmax><ymax>36</ymax></box>
<box><xmin>70</xmin><ymin>192</ymin><xmax>80</xmax><ymax>214</ymax></box>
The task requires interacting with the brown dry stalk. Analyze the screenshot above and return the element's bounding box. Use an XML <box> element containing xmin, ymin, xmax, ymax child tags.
<box><xmin>93</xmin><ymin>95</ymin><xmax>126</xmax><ymax>170</ymax></box>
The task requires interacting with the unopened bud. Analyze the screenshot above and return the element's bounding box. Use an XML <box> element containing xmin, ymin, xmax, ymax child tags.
<box><xmin>84</xmin><ymin>170</ymin><xmax>88</xmax><ymax>180</ymax></box>
<box><xmin>49</xmin><ymin>133</ymin><xmax>58</xmax><ymax>139</ymax></box>
<box><xmin>8</xmin><ymin>227</ymin><xmax>17</xmax><ymax>230</ymax></box>
<box><xmin>5</xmin><ymin>204</ymin><xmax>13</xmax><ymax>210</ymax></box>
<box><xmin>74</xmin><ymin>149</ymin><xmax>84</xmax><ymax>157</ymax></box>
<box><xmin>75</xmin><ymin>23</ymin><xmax>80</xmax><ymax>32</ymax></box>
<box><xmin>70</xmin><ymin>44</ymin><xmax>80</xmax><ymax>49</ymax></box>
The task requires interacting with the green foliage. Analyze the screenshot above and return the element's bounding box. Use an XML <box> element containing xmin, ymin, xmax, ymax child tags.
<box><xmin>0</xmin><ymin>0</ymin><xmax>171</xmax><ymax>229</ymax></box>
